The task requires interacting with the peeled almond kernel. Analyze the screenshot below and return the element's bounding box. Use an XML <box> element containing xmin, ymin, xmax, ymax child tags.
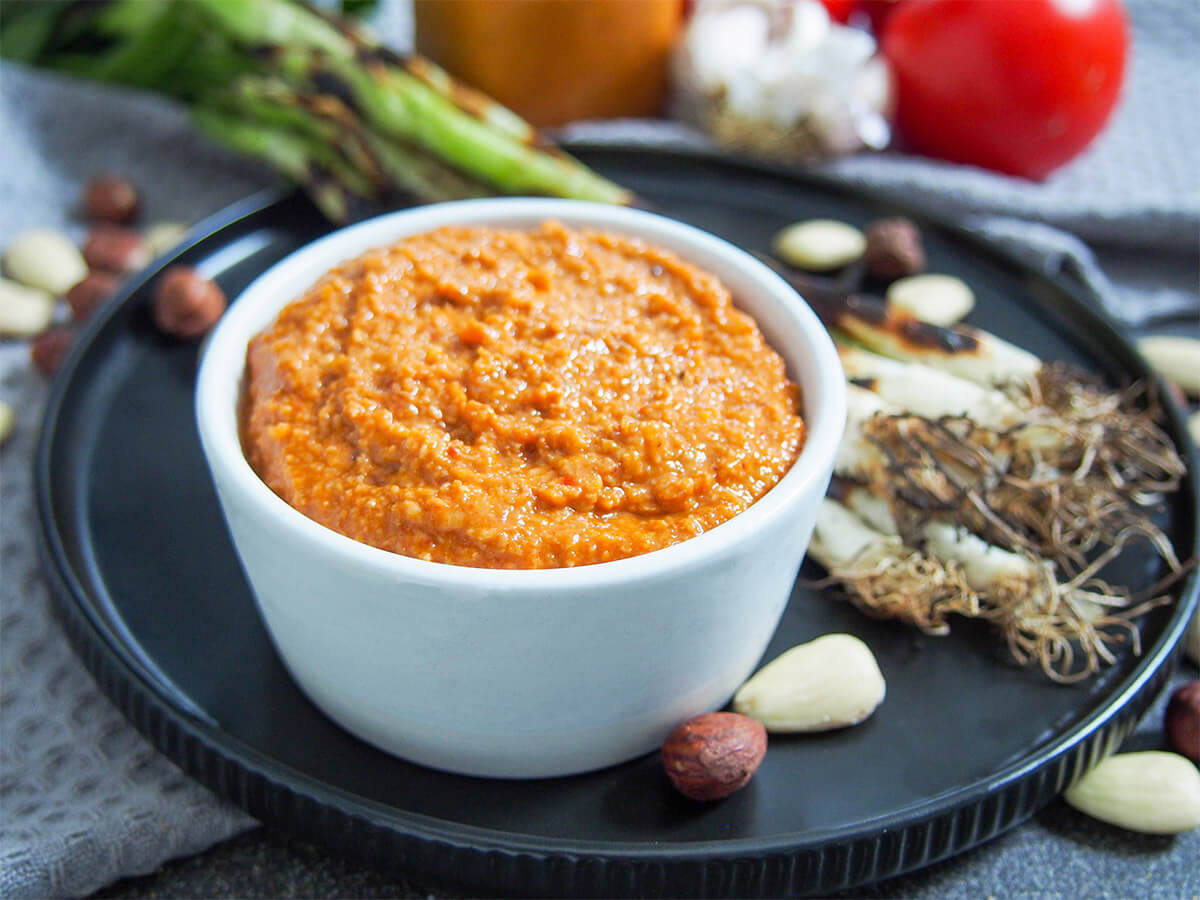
<box><xmin>886</xmin><ymin>273</ymin><xmax>975</xmax><ymax>326</ymax></box>
<box><xmin>144</xmin><ymin>221</ymin><xmax>189</xmax><ymax>257</ymax></box>
<box><xmin>772</xmin><ymin>220</ymin><xmax>867</xmax><ymax>272</ymax></box>
<box><xmin>733</xmin><ymin>633</ymin><xmax>885</xmax><ymax>732</ymax></box>
<box><xmin>0</xmin><ymin>278</ymin><xmax>56</xmax><ymax>337</ymax></box>
<box><xmin>4</xmin><ymin>228</ymin><xmax>88</xmax><ymax>295</ymax></box>
<box><xmin>1136</xmin><ymin>335</ymin><xmax>1200</xmax><ymax>397</ymax></box>
<box><xmin>1063</xmin><ymin>751</ymin><xmax>1200</xmax><ymax>835</ymax></box>
<box><xmin>0</xmin><ymin>401</ymin><xmax>14</xmax><ymax>446</ymax></box>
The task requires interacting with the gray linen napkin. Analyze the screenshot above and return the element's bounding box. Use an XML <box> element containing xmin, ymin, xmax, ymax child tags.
<box><xmin>1</xmin><ymin>0</ymin><xmax>1196</xmax><ymax>896</ymax></box>
<box><xmin>0</xmin><ymin>67</ymin><xmax>273</xmax><ymax>900</ymax></box>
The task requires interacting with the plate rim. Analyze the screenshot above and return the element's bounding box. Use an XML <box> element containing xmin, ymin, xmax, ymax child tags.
<box><xmin>33</xmin><ymin>145</ymin><xmax>1200</xmax><ymax>894</ymax></box>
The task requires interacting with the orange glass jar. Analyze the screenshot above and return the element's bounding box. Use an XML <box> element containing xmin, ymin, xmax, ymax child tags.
<box><xmin>414</xmin><ymin>0</ymin><xmax>685</xmax><ymax>127</ymax></box>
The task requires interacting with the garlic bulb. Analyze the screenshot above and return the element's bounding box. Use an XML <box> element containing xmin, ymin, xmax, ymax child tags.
<box><xmin>672</xmin><ymin>0</ymin><xmax>892</xmax><ymax>161</ymax></box>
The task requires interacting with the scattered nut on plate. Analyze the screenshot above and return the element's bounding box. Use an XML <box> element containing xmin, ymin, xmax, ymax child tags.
<box><xmin>886</xmin><ymin>273</ymin><xmax>975</xmax><ymax>326</ymax></box>
<box><xmin>143</xmin><ymin>221</ymin><xmax>189</xmax><ymax>257</ymax></box>
<box><xmin>772</xmin><ymin>219</ymin><xmax>866</xmax><ymax>272</ymax></box>
<box><xmin>1063</xmin><ymin>750</ymin><xmax>1200</xmax><ymax>835</ymax></box>
<box><xmin>1136</xmin><ymin>335</ymin><xmax>1200</xmax><ymax>397</ymax></box>
<box><xmin>3</xmin><ymin>228</ymin><xmax>88</xmax><ymax>295</ymax></box>
<box><xmin>733</xmin><ymin>633</ymin><xmax>885</xmax><ymax>732</ymax></box>
<box><xmin>660</xmin><ymin>711</ymin><xmax>767</xmax><ymax>802</ymax></box>
<box><xmin>1165</xmin><ymin>681</ymin><xmax>1200</xmax><ymax>762</ymax></box>
<box><xmin>0</xmin><ymin>277</ymin><xmax>56</xmax><ymax>338</ymax></box>
<box><xmin>31</xmin><ymin>326</ymin><xmax>76</xmax><ymax>377</ymax></box>
<box><xmin>152</xmin><ymin>266</ymin><xmax>227</xmax><ymax>339</ymax></box>
<box><xmin>66</xmin><ymin>271</ymin><xmax>120</xmax><ymax>322</ymax></box>
<box><xmin>83</xmin><ymin>225</ymin><xmax>151</xmax><ymax>274</ymax></box>
<box><xmin>84</xmin><ymin>174</ymin><xmax>140</xmax><ymax>225</ymax></box>
<box><xmin>863</xmin><ymin>218</ymin><xmax>926</xmax><ymax>281</ymax></box>
<box><xmin>0</xmin><ymin>400</ymin><xmax>14</xmax><ymax>446</ymax></box>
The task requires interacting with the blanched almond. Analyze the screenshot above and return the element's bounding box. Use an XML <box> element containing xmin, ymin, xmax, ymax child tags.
<box><xmin>1137</xmin><ymin>335</ymin><xmax>1200</xmax><ymax>397</ymax></box>
<box><xmin>773</xmin><ymin>220</ymin><xmax>866</xmax><ymax>272</ymax></box>
<box><xmin>4</xmin><ymin>228</ymin><xmax>88</xmax><ymax>295</ymax></box>
<box><xmin>733</xmin><ymin>633</ymin><xmax>885</xmax><ymax>732</ymax></box>
<box><xmin>886</xmin><ymin>273</ymin><xmax>975</xmax><ymax>326</ymax></box>
<box><xmin>1063</xmin><ymin>751</ymin><xmax>1200</xmax><ymax>835</ymax></box>
<box><xmin>0</xmin><ymin>277</ymin><xmax>56</xmax><ymax>337</ymax></box>
<box><xmin>0</xmin><ymin>401</ymin><xmax>14</xmax><ymax>446</ymax></box>
<box><xmin>143</xmin><ymin>221</ymin><xmax>189</xmax><ymax>257</ymax></box>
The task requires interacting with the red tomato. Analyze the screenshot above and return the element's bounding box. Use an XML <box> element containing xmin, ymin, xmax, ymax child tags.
<box><xmin>881</xmin><ymin>0</ymin><xmax>1129</xmax><ymax>178</ymax></box>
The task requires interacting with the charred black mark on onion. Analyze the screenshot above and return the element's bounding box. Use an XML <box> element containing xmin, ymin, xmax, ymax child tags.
<box><xmin>895</xmin><ymin>318</ymin><xmax>981</xmax><ymax>354</ymax></box>
<box><xmin>843</xmin><ymin>293</ymin><xmax>890</xmax><ymax>325</ymax></box>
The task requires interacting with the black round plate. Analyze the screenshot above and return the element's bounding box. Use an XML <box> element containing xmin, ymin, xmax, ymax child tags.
<box><xmin>36</xmin><ymin>147</ymin><xmax>1199</xmax><ymax>898</ymax></box>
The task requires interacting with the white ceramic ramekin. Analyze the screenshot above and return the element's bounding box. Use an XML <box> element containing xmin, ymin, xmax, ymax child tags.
<box><xmin>195</xmin><ymin>198</ymin><xmax>845</xmax><ymax>778</ymax></box>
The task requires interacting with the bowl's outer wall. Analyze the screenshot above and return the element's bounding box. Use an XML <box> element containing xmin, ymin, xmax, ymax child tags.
<box><xmin>213</xmin><ymin>467</ymin><xmax>819</xmax><ymax>777</ymax></box>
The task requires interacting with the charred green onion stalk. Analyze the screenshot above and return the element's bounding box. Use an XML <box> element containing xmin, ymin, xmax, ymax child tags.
<box><xmin>2</xmin><ymin>0</ymin><xmax>631</xmax><ymax>220</ymax></box>
<box><xmin>792</xmin><ymin>280</ymin><xmax>1191</xmax><ymax>682</ymax></box>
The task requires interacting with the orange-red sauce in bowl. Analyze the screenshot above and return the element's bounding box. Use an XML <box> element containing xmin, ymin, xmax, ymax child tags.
<box><xmin>242</xmin><ymin>222</ymin><xmax>805</xmax><ymax>568</ymax></box>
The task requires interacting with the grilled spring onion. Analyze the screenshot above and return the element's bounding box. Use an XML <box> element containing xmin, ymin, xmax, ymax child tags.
<box><xmin>802</xmin><ymin>284</ymin><xmax>1183</xmax><ymax>481</ymax></box>
<box><xmin>824</xmin><ymin>325</ymin><xmax>1189</xmax><ymax>680</ymax></box>
<box><xmin>838</xmin><ymin>342</ymin><xmax>1028</xmax><ymax>433</ymax></box>
<box><xmin>808</xmin><ymin>496</ymin><xmax>982</xmax><ymax>637</ymax></box>
<box><xmin>859</xmin><ymin>405</ymin><xmax>1185</xmax><ymax>576</ymax></box>
<box><xmin>2</xmin><ymin>0</ymin><xmax>631</xmax><ymax>220</ymax></box>
<box><xmin>801</xmin><ymin>286</ymin><xmax>1042</xmax><ymax>388</ymax></box>
<box><xmin>814</xmin><ymin>284</ymin><xmax>1187</xmax><ymax>577</ymax></box>
<box><xmin>765</xmin><ymin>237</ymin><xmax>1190</xmax><ymax>681</ymax></box>
<box><xmin>823</xmin><ymin>478</ymin><xmax>1175</xmax><ymax>683</ymax></box>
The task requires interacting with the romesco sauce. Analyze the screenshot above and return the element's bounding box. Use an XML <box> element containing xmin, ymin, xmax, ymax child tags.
<box><xmin>242</xmin><ymin>222</ymin><xmax>804</xmax><ymax>569</ymax></box>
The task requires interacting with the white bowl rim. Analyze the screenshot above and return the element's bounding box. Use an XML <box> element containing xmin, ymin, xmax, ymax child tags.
<box><xmin>195</xmin><ymin>197</ymin><xmax>846</xmax><ymax>590</ymax></box>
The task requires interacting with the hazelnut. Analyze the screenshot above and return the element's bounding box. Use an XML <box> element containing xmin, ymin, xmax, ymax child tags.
<box><xmin>152</xmin><ymin>266</ymin><xmax>227</xmax><ymax>339</ymax></box>
<box><xmin>863</xmin><ymin>218</ymin><xmax>926</xmax><ymax>281</ymax></box>
<box><xmin>31</xmin><ymin>326</ymin><xmax>76</xmax><ymax>376</ymax></box>
<box><xmin>1165</xmin><ymin>681</ymin><xmax>1200</xmax><ymax>762</ymax></box>
<box><xmin>83</xmin><ymin>225</ymin><xmax>150</xmax><ymax>274</ymax></box>
<box><xmin>661</xmin><ymin>711</ymin><xmax>767</xmax><ymax>802</ymax></box>
<box><xmin>84</xmin><ymin>174</ymin><xmax>140</xmax><ymax>224</ymax></box>
<box><xmin>66</xmin><ymin>271</ymin><xmax>120</xmax><ymax>321</ymax></box>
